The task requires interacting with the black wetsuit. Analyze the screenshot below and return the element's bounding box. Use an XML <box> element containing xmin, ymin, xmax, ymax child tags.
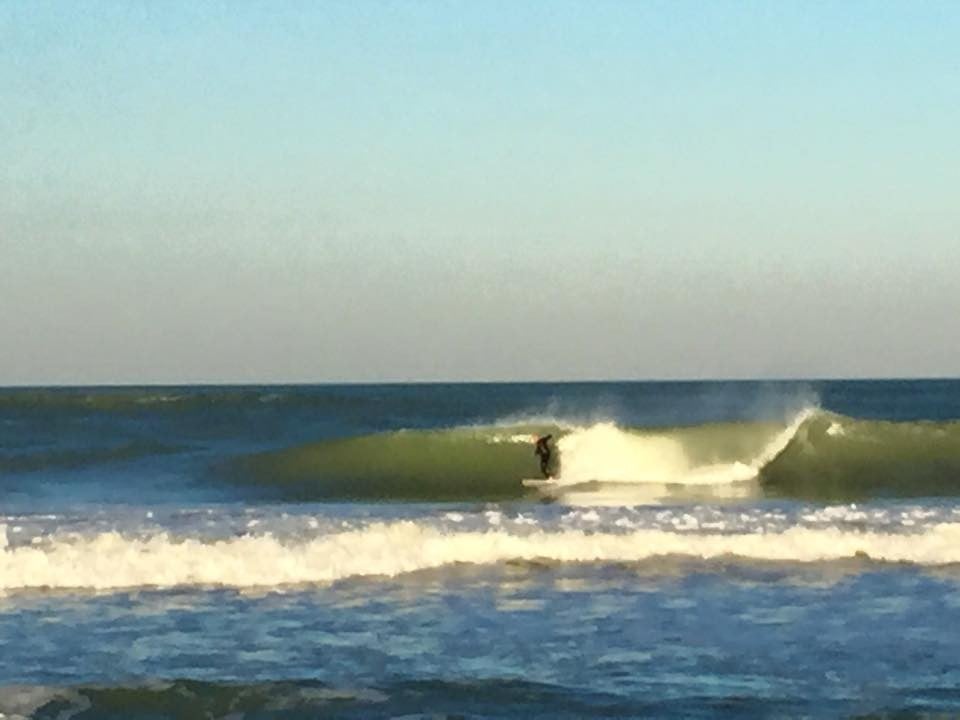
<box><xmin>534</xmin><ymin>435</ymin><xmax>553</xmax><ymax>478</ymax></box>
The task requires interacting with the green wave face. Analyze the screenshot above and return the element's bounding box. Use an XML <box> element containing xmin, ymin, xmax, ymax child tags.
<box><xmin>233</xmin><ymin>420</ymin><xmax>790</xmax><ymax>502</ymax></box>
<box><xmin>234</xmin><ymin>413</ymin><xmax>960</xmax><ymax>503</ymax></box>
<box><xmin>236</xmin><ymin>426</ymin><xmax>556</xmax><ymax>501</ymax></box>
<box><xmin>761</xmin><ymin>413</ymin><xmax>960</xmax><ymax>500</ymax></box>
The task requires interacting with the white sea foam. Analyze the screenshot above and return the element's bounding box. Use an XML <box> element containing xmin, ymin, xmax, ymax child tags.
<box><xmin>3</xmin><ymin>517</ymin><xmax>960</xmax><ymax>592</ymax></box>
<box><xmin>0</xmin><ymin>685</ymin><xmax>85</xmax><ymax>719</ymax></box>
<box><xmin>487</xmin><ymin>432</ymin><xmax>541</xmax><ymax>445</ymax></box>
<box><xmin>553</xmin><ymin>409</ymin><xmax>814</xmax><ymax>487</ymax></box>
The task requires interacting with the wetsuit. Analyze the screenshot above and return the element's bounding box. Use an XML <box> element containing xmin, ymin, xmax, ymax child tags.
<box><xmin>534</xmin><ymin>435</ymin><xmax>553</xmax><ymax>478</ymax></box>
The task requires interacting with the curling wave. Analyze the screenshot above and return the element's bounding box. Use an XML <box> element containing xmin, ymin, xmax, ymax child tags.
<box><xmin>234</xmin><ymin>409</ymin><xmax>960</xmax><ymax>502</ymax></box>
<box><xmin>234</xmin><ymin>414</ymin><xmax>810</xmax><ymax>501</ymax></box>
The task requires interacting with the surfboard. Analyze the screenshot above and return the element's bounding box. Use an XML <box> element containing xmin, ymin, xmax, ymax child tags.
<box><xmin>521</xmin><ymin>478</ymin><xmax>559</xmax><ymax>488</ymax></box>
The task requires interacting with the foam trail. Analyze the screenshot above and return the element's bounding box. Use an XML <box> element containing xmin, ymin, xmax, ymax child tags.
<box><xmin>557</xmin><ymin>423</ymin><xmax>691</xmax><ymax>484</ymax></box>
<box><xmin>555</xmin><ymin>409</ymin><xmax>814</xmax><ymax>487</ymax></box>
<box><xmin>3</xmin><ymin>518</ymin><xmax>960</xmax><ymax>591</ymax></box>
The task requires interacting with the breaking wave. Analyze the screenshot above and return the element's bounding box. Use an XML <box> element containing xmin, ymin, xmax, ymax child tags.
<box><xmin>4</xmin><ymin>517</ymin><xmax>960</xmax><ymax>592</ymax></box>
<box><xmin>234</xmin><ymin>409</ymin><xmax>960</xmax><ymax>501</ymax></box>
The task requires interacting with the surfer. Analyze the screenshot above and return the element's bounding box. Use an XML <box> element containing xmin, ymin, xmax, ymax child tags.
<box><xmin>534</xmin><ymin>434</ymin><xmax>553</xmax><ymax>478</ymax></box>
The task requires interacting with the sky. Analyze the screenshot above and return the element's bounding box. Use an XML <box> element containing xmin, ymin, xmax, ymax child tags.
<box><xmin>2</xmin><ymin>0</ymin><xmax>958</xmax><ymax>384</ymax></box>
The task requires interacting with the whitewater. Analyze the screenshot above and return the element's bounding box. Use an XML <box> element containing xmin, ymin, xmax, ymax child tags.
<box><xmin>5</xmin><ymin>505</ymin><xmax>960</xmax><ymax>591</ymax></box>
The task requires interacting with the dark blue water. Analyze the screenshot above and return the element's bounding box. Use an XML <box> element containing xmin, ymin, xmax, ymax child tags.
<box><xmin>2</xmin><ymin>380</ymin><xmax>960</xmax><ymax>717</ymax></box>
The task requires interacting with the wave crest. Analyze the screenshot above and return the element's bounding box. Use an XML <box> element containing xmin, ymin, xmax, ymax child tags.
<box><xmin>4</xmin><ymin>519</ymin><xmax>960</xmax><ymax>591</ymax></box>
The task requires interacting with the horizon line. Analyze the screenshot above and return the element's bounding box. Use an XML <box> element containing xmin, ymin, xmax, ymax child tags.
<box><xmin>1</xmin><ymin>375</ymin><xmax>957</xmax><ymax>390</ymax></box>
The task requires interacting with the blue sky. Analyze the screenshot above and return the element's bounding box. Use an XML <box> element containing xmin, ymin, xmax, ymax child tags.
<box><xmin>2</xmin><ymin>1</ymin><xmax>958</xmax><ymax>383</ymax></box>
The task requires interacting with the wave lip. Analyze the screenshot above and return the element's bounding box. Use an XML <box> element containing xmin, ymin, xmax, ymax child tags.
<box><xmin>760</xmin><ymin>412</ymin><xmax>960</xmax><ymax>500</ymax></box>
<box><xmin>4</xmin><ymin>519</ymin><xmax>960</xmax><ymax>592</ymax></box>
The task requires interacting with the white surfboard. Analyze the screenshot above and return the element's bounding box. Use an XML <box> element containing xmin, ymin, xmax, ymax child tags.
<box><xmin>521</xmin><ymin>478</ymin><xmax>560</xmax><ymax>488</ymax></box>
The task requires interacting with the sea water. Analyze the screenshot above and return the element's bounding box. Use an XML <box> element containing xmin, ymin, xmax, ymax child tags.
<box><xmin>2</xmin><ymin>380</ymin><xmax>960</xmax><ymax>718</ymax></box>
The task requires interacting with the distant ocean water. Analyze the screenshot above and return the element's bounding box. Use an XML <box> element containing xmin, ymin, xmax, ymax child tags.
<box><xmin>2</xmin><ymin>380</ymin><xmax>960</xmax><ymax>718</ymax></box>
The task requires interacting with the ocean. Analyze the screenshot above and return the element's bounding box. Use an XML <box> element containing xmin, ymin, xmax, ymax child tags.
<box><xmin>2</xmin><ymin>380</ymin><xmax>960</xmax><ymax>718</ymax></box>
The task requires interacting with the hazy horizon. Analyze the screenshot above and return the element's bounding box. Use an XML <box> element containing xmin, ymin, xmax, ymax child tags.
<box><xmin>2</xmin><ymin>375</ymin><xmax>957</xmax><ymax>390</ymax></box>
<box><xmin>3</xmin><ymin>1</ymin><xmax>958</xmax><ymax>385</ymax></box>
